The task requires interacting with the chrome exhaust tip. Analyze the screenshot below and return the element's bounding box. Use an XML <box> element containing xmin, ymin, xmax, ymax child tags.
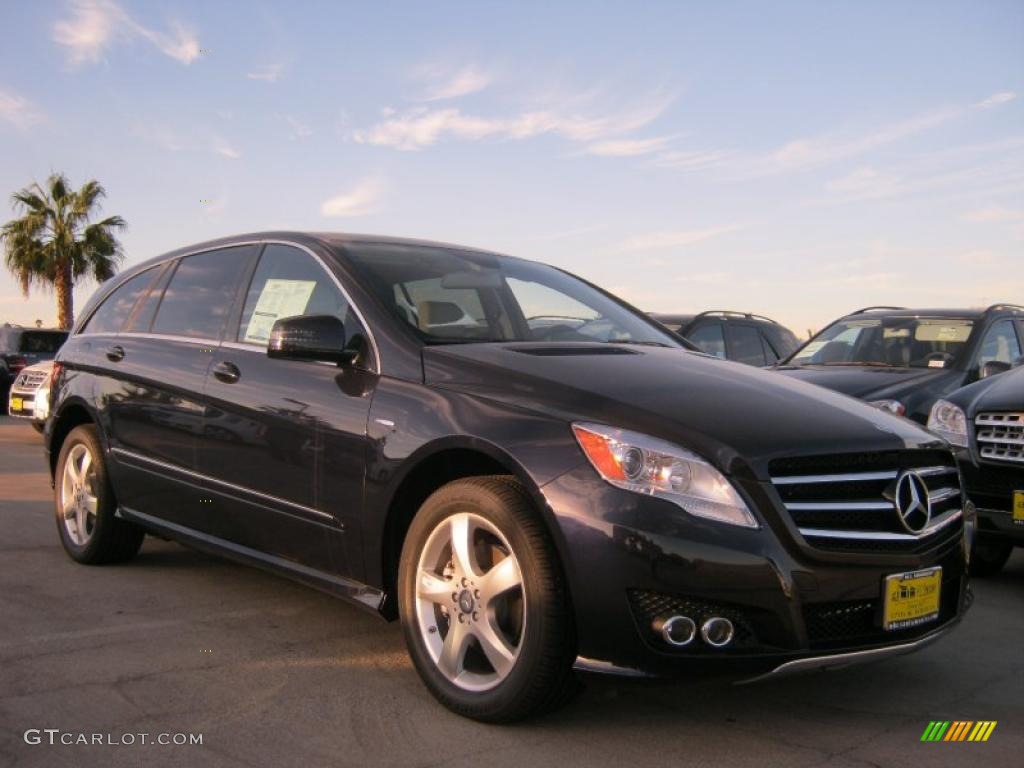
<box><xmin>653</xmin><ymin>615</ymin><xmax>697</xmax><ymax>647</ymax></box>
<box><xmin>701</xmin><ymin>616</ymin><xmax>735</xmax><ymax>648</ymax></box>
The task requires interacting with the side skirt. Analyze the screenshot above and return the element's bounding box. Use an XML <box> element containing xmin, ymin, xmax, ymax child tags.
<box><xmin>118</xmin><ymin>506</ymin><xmax>387</xmax><ymax>615</ymax></box>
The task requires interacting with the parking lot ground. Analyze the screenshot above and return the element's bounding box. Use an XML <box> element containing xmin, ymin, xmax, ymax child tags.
<box><xmin>0</xmin><ymin>415</ymin><xmax>1021</xmax><ymax>768</ymax></box>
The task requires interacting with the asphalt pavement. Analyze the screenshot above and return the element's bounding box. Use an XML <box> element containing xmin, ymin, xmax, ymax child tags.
<box><xmin>0</xmin><ymin>415</ymin><xmax>1021</xmax><ymax>768</ymax></box>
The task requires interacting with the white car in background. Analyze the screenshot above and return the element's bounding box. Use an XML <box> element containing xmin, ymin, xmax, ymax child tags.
<box><xmin>7</xmin><ymin>360</ymin><xmax>53</xmax><ymax>432</ymax></box>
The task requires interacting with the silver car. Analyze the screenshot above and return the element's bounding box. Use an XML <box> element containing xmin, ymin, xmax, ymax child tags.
<box><xmin>7</xmin><ymin>360</ymin><xmax>53</xmax><ymax>432</ymax></box>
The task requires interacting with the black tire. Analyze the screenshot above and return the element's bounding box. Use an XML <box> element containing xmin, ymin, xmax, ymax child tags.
<box><xmin>398</xmin><ymin>476</ymin><xmax>578</xmax><ymax>722</ymax></box>
<box><xmin>55</xmin><ymin>424</ymin><xmax>144</xmax><ymax>564</ymax></box>
<box><xmin>31</xmin><ymin>421</ymin><xmax>44</xmax><ymax>434</ymax></box>
<box><xmin>969</xmin><ymin>539</ymin><xmax>1014</xmax><ymax>577</ymax></box>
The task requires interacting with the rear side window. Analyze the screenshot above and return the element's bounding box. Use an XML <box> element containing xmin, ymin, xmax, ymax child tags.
<box><xmin>82</xmin><ymin>268</ymin><xmax>160</xmax><ymax>335</ymax></box>
<box><xmin>686</xmin><ymin>322</ymin><xmax>726</xmax><ymax>358</ymax></box>
<box><xmin>730</xmin><ymin>324</ymin><xmax>767</xmax><ymax>366</ymax></box>
<box><xmin>152</xmin><ymin>247</ymin><xmax>253</xmax><ymax>340</ymax></box>
<box><xmin>977</xmin><ymin>319</ymin><xmax>1022</xmax><ymax>368</ymax></box>
<box><xmin>18</xmin><ymin>330</ymin><xmax>68</xmax><ymax>353</ymax></box>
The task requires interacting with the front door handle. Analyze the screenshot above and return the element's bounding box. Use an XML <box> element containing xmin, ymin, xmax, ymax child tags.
<box><xmin>105</xmin><ymin>345</ymin><xmax>125</xmax><ymax>362</ymax></box>
<box><xmin>212</xmin><ymin>361</ymin><xmax>240</xmax><ymax>384</ymax></box>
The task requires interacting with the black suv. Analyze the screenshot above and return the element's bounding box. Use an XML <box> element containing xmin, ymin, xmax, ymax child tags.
<box><xmin>649</xmin><ymin>311</ymin><xmax>800</xmax><ymax>365</ymax></box>
<box><xmin>45</xmin><ymin>233</ymin><xmax>970</xmax><ymax>722</ymax></box>
<box><xmin>928</xmin><ymin>365</ymin><xmax>1023</xmax><ymax>575</ymax></box>
<box><xmin>776</xmin><ymin>305</ymin><xmax>1024</xmax><ymax>423</ymax></box>
<box><xmin>0</xmin><ymin>324</ymin><xmax>67</xmax><ymax>394</ymax></box>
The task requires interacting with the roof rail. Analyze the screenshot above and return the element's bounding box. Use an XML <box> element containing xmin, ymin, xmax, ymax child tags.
<box><xmin>984</xmin><ymin>303</ymin><xmax>1024</xmax><ymax>314</ymax></box>
<box><xmin>850</xmin><ymin>306</ymin><xmax>905</xmax><ymax>314</ymax></box>
<box><xmin>693</xmin><ymin>310</ymin><xmax>779</xmax><ymax>324</ymax></box>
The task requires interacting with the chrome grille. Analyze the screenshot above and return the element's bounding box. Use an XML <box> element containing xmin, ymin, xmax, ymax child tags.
<box><xmin>770</xmin><ymin>454</ymin><xmax>963</xmax><ymax>553</ymax></box>
<box><xmin>976</xmin><ymin>412</ymin><xmax>1024</xmax><ymax>464</ymax></box>
<box><xmin>12</xmin><ymin>369</ymin><xmax>48</xmax><ymax>390</ymax></box>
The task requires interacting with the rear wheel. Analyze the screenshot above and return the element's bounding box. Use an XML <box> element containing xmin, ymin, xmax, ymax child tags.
<box><xmin>398</xmin><ymin>476</ymin><xmax>578</xmax><ymax>722</ymax></box>
<box><xmin>969</xmin><ymin>539</ymin><xmax>1013</xmax><ymax>577</ymax></box>
<box><xmin>55</xmin><ymin>425</ymin><xmax>144</xmax><ymax>564</ymax></box>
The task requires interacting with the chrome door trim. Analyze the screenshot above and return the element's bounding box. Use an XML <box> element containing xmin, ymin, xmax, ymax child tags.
<box><xmin>110</xmin><ymin>446</ymin><xmax>335</xmax><ymax>522</ymax></box>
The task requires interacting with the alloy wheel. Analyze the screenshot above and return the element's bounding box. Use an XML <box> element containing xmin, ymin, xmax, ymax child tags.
<box><xmin>61</xmin><ymin>443</ymin><xmax>98</xmax><ymax>546</ymax></box>
<box><xmin>414</xmin><ymin>512</ymin><xmax>526</xmax><ymax>692</ymax></box>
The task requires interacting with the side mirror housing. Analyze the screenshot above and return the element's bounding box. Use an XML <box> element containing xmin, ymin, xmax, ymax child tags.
<box><xmin>267</xmin><ymin>314</ymin><xmax>351</xmax><ymax>366</ymax></box>
<box><xmin>979</xmin><ymin>360</ymin><xmax>1012</xmax><ymax>379</ymax></box>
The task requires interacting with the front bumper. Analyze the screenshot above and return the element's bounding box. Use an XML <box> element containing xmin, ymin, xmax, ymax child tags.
<box><xmin>960</xmin><ymin>459</ymin><xmax>1024</xmax><ymax>545</ymax></box>
<box><xmin>542</xmin><ymin>464</ymin><xmax>970</xmax><ymax>679</ymax></box>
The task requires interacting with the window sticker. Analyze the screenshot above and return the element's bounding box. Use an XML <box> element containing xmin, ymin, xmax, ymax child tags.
<box><xmin>799</xmin><ymin>341</ymin><xmax>826</xmax><ymax>356</ymax></box>
<box><xmin>244</xmin><ymin>279</ymin><xmax>317</xmax><ymax>343</ymax></box>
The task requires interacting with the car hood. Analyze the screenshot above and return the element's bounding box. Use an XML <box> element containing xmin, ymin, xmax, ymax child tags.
<box><xmin>422</xmin><ymin>343</ymin><xmax>943</xmax><ymax>479</ymax></box>
<box><xmin>948</xmin><ymin>366</ymin><xmax>1024</xmax><ymax>415</ymax></box>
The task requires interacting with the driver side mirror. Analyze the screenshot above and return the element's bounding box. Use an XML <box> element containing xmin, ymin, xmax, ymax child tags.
<box><xmin>979</xmin><ymin>359</ymin><xmax>1012</xmax><ymax>379</ymax></box>
<box><xmin>268</xmin><ymin>314</ymin><xmax>352</xmax><ymax>366</ymax></box>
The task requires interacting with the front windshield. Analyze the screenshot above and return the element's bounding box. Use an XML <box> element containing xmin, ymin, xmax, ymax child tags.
<box><xmin>789</xmin><ymin>317</ymin><xmax>975</xmax><ymax>368</ymax></box>
<box><xmin>344</xmin><ymin>242</ymin><xmax>681</xmax><ymax>347</ymax></box>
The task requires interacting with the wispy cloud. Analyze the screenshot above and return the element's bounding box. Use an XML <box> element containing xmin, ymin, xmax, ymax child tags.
<box><xmin>418</xmin><ymin>65</ymin><xmax>490</xmax><ymax>101</ymax></box>
<box><xmin>977</xmin><ymin>91</ymin><xmax>1016</xmax><ymax>109</ymax></box>
<box><xmin>962</xmin><ymin>206</ymin><xmax>1023</xmax><ymax>223</ymax></box>
<box><xmin>282</xmin><ymin>115</ymin><xmax>313</xmax><ymax>140</ymax></box>
<box><xmin>247</xmin><ymin>63</ymin><xmax>284</xmax><ymax>82</ymax></box>
<box><xmin>320</xmin><ymin>178</ymin><xmax>383</xmax><ymax>217</ymax></box>
<box><xmin>352</xmin><ymin>93</ymin><xmax>672</xmax><ymax>151</ymax></box>
<box><xmin>825</xmin><ymin>167</ymin><xmax>903</xmax><ymax>201</ymax></box>
<box><xmin>213</xmin><ymin>137</ymin><xmax>241</xmax><ymax>159</ymax></box>
<box><xmin>0</xmin><ymin>88</ymin><xmax>46</xmax><ymax>130</ymax></box>
<box><xmin>656</xmin><ymin>92</ymin><xmax>1017</xmax><ymax>179</ymax></box>
<box><xmin>614</xmin><ymin>225</ymin><xmax>739</xmax><ymax>253</ymax></box>
<box><xmin>53</xmin><ymin>0</ymin><xmax>199</xmax><ymax>65</ymax></box>
<box><xmin>584</xmin><ymin>135</ymin><xmax>675</xmax><ymax>157</ymax></box>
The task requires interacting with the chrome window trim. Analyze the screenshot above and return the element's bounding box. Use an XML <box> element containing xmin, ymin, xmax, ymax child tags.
<box><xmin>799</xmin><ymin>508</ymin><xmax>962</xmax><ymax>541</ymax></box>
<box><xmin>74</xmin><ymin>238</ymin><xmax>381</xmax><ymax>374</ymax></box>
<box><xmin>110</xmin><ymin>446</ymin><xmax>335</xmax><ymax>522</ymax></box>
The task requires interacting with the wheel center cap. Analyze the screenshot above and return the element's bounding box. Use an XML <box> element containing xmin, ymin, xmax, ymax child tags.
<box><xmin>457</xmin><ymin>589</ymin><xmax>474</xmax><ymax>614</ymax></box>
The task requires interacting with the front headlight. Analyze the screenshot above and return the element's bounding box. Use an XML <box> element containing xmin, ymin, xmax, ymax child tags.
<box><xmin>870</xmin><ymin>399</ymin><xmax>906</xmax><ymax>416</ymax></box>
<box><xmin>571</xmin><ymin>422</ymin><xmax>758</xmax><ymax>528</ymax></box>
<box><xmin>32</xmin><ymin>384</ymin><xmax>50</xmax><ymax>421</ymax></box>
<box><xmin>927</xmin><ymin>399</ymin><xmax>968</xmax><ymax>447</ymax></box>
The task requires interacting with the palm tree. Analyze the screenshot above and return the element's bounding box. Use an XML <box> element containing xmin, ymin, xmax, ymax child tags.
<box><xmin>1</xmin><ymin>173</ymin><xmax>125</xmax><ymax>329</ymax></box>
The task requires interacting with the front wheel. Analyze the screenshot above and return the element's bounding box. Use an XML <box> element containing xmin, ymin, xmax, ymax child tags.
<box><xmin>398</xmin><ymin>476</ymin><xmax>578</xmax><ymax>722</ymax></box>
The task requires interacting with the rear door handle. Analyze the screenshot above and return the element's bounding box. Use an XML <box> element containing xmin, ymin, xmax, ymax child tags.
<box><xmin>212</xmin><ymin>361</ymin><xmax>240</xmax><ymax>384</ymax></box>
<box><xmin>105</xmin><ymin>345</ymin><xmax>125</xmax><ymax>362</ymax></box>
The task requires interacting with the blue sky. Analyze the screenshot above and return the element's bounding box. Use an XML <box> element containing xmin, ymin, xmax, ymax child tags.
<box><xmin>0</xmin><ymin>0</ymin><xmax>1021</xmax><ymax>336</ymax></box>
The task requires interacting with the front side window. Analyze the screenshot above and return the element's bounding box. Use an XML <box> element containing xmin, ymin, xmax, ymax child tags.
<box><xmin>977</xmin><ymin>320</ymin><xmax>1022</xmax><ymax>369</ymax></box>
<box><xmin>237</xmin><ymin>244</ymin><xmax>370</xmax><ymax>352</ymax></box>
<box><xmin>344</xmin><ymin>243</ymin><xmax>679</xmax><ymax>347</ymax></box>
<box><xmin>152</xmin><ymin>247</ymin><xmax>253</xmax><ymax>340</ymax></box>
<box><xmin>686</xmin><ymin>322</ymin><xmax>726</xmax><ymax>358</ymax></box>
<box><xmin>789</xmin><ymin>317</ymin><xmax>975</xmax><ymax>368</ymax></box>
<box><xmin>81</xmin><ymin>268</ymin><xmax>159</xmax><ymax>335</ymax></box>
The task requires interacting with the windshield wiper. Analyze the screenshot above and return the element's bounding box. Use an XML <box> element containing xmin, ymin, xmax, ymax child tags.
<box><xmin>811</xmin><ymin>361</ymin><xmax>897</xmax><ymax>367</ymax></box>
<box><xmin>604</xmin><ymin>340</ymin><xmax>673</xmax><ymax>348</ymax></box>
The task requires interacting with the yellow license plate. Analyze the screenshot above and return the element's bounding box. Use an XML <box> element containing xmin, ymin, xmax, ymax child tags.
<box><xmin>10</xmin><ymin>397</ymin><xmax>23</xmax><ymax>412</ymax></box>
<box><xmin>883</xmin><ymin>567</ymin><xmax>941</xmax><ymax>631</ymax></box>
<box><xmin>1014</xmin><ymin>491</ymin><xmax>1024</xmax><ymax>527</ymax></box>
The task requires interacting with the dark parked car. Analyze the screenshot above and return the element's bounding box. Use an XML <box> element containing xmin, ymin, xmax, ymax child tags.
<box><xmin>46</xmin><ymin>232</ymin><xmax>970</xmax><ymax>722</ymax></box>
<box><xmin>776</xmin><ymin>305</ymin><xmax>1024</xmax><ymax>423</ymax></box>
<box><xmin>928</xmin><ymin>365</ymin><xmax>1023</xmax><ymax>575</ymax></box>
<box><xmin>0</xmin><ymin>324</ymin><xmax>67</xmax><ymax>394</ymax></box>
<box><xmin>649</xmin><ymin>311</ymin><xmax>800</xmax><ymax>365</ymax></box>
